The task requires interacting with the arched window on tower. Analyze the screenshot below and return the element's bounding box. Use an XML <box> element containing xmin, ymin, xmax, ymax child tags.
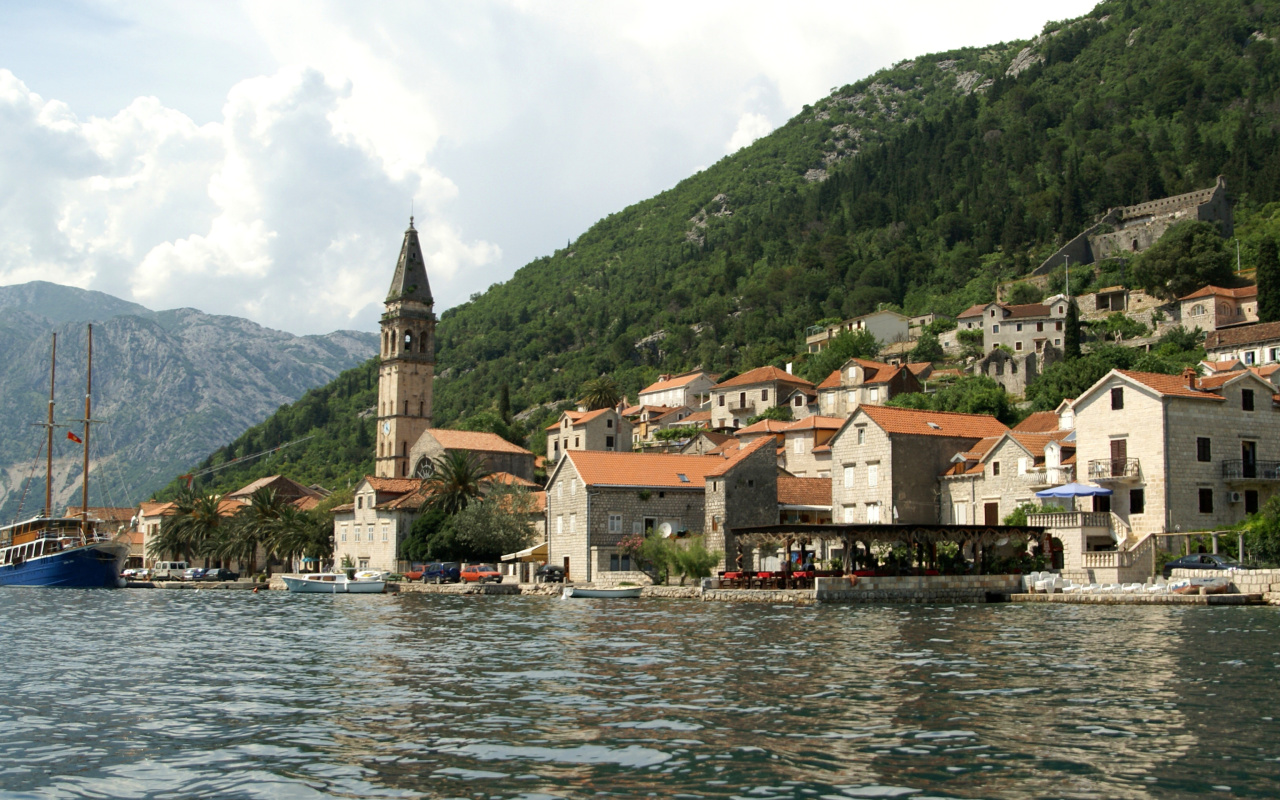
<box><xmin>401</xmin><ymin>441</ymin><xmax>408</xmax><ymax>457</ymax></box>
<box><xmin>405</xmin><ymin>330</ymin><xmax>414</xmax><ymax>352</ymax></box>
<box><xmin>419</xmin><ymin>401</ymin><xmax>424</xmax><ymax>416</ymax></box>
<box><xmin>404</xmin><ymin>400</ymin><xmax>409</xmax><ymax>415</ymax></box>
<box><xmin>420</xmin><ymin>333</ymin><xmax>429</xmax><ymax>354</ymax></box>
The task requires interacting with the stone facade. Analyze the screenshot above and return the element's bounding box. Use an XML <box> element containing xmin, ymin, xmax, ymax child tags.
<box><xmin>546</xmin><ymin>408</ymin><xmax>632</xmax><ymax>462</ymax></box>
<box><xmin>638</xmin><ymin>370</ymin><xmax>717</xmax><ymax>408</ymax></box>
<box><xmin>1204</xmin><ymin>321</ymin><xmax>1280</xmax><ymax>368</ymax></box>
<box><xmin>805</xmin><ymin>310</ymin><xmax>910</xmax><ymax>353</ymax></box>
<box><xmin>940</xmin><ymin>436</ymin><xmax>1043</xmax><ymax>526</ymax></box>
<box><xmin>815</xmin><ymin>358</ymin><xmax>923</xmax><ymax>417</ymax></box>
<box><xmin>814</xmin><ymin>574</ymin><xmax>1023</xmax><ymax>603</ymax></box>
<box><xmin>1178</xmin><ymin>286</ymin><xmax>1257</xmax><ymax>333</ymax></box>
<box><xmin>704</xmin><ymin>439</ymin><xmax>779</xmax><ymax>572</ymax></box>
<box><xmin>407</xmin><ymin>429</ymin><xmax>535</xmax><ymax>482</ymax></box>
<box><xmin>331</xmin><ymin>478</ymin><xmax>421</xmax><ymax>572</ymax></box>
<box><xmin>974</xmin><ymin>344</ymin><xmax>1061</xmax><ymax>399</ymax></box>
<box><xmin>710</xmin><ymin>367</ymin><xmax>813</xmax><ymax>430</ymax></box>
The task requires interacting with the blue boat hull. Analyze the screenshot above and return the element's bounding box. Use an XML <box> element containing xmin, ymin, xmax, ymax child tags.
<box><xmin>0</xmin><ymin>542</ymin><xmax>128</xmax><ymax>588</ymax></box>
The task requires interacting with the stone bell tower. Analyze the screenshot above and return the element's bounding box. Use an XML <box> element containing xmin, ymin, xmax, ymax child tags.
<box><xmin>376</xmin><ymin>218</ymin><xmax>436</xmax><ymax>478</ymax></box>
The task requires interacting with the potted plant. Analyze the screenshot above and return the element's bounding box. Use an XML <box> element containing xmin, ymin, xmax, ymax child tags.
<box><xmin>341</xmin><ymin>555</ymin><xmax>356</xmax><ymax>580</ymax></box>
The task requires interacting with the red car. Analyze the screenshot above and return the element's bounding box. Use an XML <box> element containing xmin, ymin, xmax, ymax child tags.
<box><xmin>461</xmin><ymin>563</ymin><xmax>503</xmax><ymax>583</ymax></box>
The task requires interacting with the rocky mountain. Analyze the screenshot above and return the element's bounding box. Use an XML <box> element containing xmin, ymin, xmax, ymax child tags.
<box><xmin>0</xmin><ymin>282</ymin><xmax>376</xmax><ymax>521</ymax></box>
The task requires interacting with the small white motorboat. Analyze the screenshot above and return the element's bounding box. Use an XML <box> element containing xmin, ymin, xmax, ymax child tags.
<box><xmin>561</xmin><ymin>585</ymin><xmax>643</xmax><ymax>599</ymax></box>
<box><xmin>282</xmin><ymin>573</ymin><xmax>386</xmax><ymax>594</ymax></box>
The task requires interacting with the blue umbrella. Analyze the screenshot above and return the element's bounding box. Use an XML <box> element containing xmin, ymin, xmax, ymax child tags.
<box><xmin>1035</xmin><ymin>482</ymin><xmax>1113</xmax><ymax>498</ymax></box>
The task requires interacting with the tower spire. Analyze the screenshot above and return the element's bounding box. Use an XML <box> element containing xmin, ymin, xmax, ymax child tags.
<box><xmin>386</xmin><ymin>219</ymin><xmax>432</xmax><ymax>305</ymax></box>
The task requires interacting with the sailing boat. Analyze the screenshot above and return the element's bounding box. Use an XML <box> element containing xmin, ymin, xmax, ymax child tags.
<box><xmin>0</xmin><ymin>325</ymin><xmax>129</xmax><ymax>588</ymax></box>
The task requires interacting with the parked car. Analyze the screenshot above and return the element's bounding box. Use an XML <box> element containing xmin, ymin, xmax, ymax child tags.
<box><xmin>133</xmin><ymin>568</ymin><xmax>152</xmax><ymax>581</ymax></box>
<box><xmin>182</xmin><ymin>567</ymin><xmax>208</xmax><ymax>581</ymax></box>
<box><xmin>461</xmin><ymin>563</ymin><xmax>503</xmax><ymax>584</ymax></box>
<box><xmin>422</xmin><ymin>562</ymin><xmax>461</xmax><ymax>584</ymax></box>
<box><xmin>203</xmin><ymin>568</ymin><xmax>239</xmax><ymax>581</ymax></box>
<box><xmin>534</xmin><ymin>564</ymin><xmax>565</xmax><ymax>583</ymax></box>
<box><xmin>403</xmin><ymin>565</ymin><xmax>425</xmax><ymax>581</ymax></box>
<box><xmin>1162</xmin><ymin>553</ymin><xmax>1253</xmax><ymax>579</ymax></box>
<box><xmin>120</xmin><ymin>568</ymin><xmax>138</xmax><ymax>579</ymax></box>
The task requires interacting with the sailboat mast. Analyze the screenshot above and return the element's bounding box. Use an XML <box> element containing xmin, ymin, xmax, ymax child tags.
<box><xmin>81</xmin><ymin>324</ymin><xmax>92</xmax><ymax>529</ymax></box>
<box><xmin>45</xmin><ymin>333</ymin><xmax>56</xmax><ymax>520</ymax></box>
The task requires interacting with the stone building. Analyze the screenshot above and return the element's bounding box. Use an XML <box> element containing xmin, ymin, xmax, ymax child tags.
<box><xmin>407</xmin><ymin>429</ymin><xmax>535</xmax><ymax>482</ymax></box>
<box><xmin>376</xmin><ymin>219</ymin><xmax>436</xmax><ymax>478</ymax></box>
<box><xmin>779</xmin><ymin>416</ymin><xmax>844</xmax><ymax>478</ymax></box>
<box><xmin>828</xmin><ymin>405</ymin><xmax>1009</xmax><ymax>525</ymax></box>
<box><xmin>637</xmin><ymin>370</ymin><xmax>717</xmax><ymax>408</ymax></box>
<box><xmin>331</xmin><ymin>477</ymin><xmax>424</xmax><ymax>573</ymax></box>
<box><xmin>1070</xmin><ymin>368</ymin><xmax>1280</xmax><ymax>538</ymax></box>
<box><xmin>1034</xmin><ymin>176</ymin><xmax>1233</xmax><ymax>275</ymax></box>
<box><xmin>959</xmin><ymin>297</ymin><xmax>1070</xmax><ymax>354</ymax></box>
<box><xmin>545</xmin><ymin>408</ymin><xmax>632</xmax><ymax>462</ymax></box>
<box><xmin>815</xmin><ymin>358</ymin><xmax>923</xmax><ymax>417</ymax></box>
<box><xmin>1204</xmin><ymin>322</ymin><xmax>1280</xmax><ymax>368</ymax></box>
<box><xmin>709</xmin><ymin>366</ymin><xmax>814</xmax><ymax>429</ymax></box>
<box><xmin>1180</xmin><ymin>286</ymin><xmax>1259</xmax><ymax>334</ymax></box>
<box><xmin>939</xmin><ymin>429</ymin><xmax>1076</xmax><ymax>527</ymax></box>
<box><xmin>805</xmin><ymin>310</ymin><xmax>910</xmax><ymax>353</ymax></box>
<box><xmin>973</xmin><ymin>344</ymin><xmax>1062</xmax><ymax>399</ymax></box>
<box><xmin>703</xmin><ymin>438</ymin><xmax>782</xmax><ymax>573</ymax></box>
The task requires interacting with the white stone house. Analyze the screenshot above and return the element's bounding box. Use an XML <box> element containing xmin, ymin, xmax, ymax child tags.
<box><xmin>331</xmin><ymin>477</ymin><xmax>425</xmax><ymax>573</ymax></box>
<box><xmin>1204</xmin><ymin>321</ymin><xmax>1280</xmax><ymax>368</ymax></box>
<box><xmin>805</xmin><ymin>310</ymin><xmax>910</xmax><ymax>353</ymax></box>
<box><xmin>546</xmin><ymin>407</ymin><xmax>632</xmax><ymax>462</ymax></box>
<box><xmin>637</xmin><ymin>370</ymin><xmax>718</xmax><ymax>409</ymax></box>
<box><xmin>709</xmin><ymin>366</ymin><xmax>814</xmax><ymax>430</ymax></box>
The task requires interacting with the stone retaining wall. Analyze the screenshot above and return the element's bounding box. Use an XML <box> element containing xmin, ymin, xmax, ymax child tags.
<box><xmin>701</xmin><ymin>588</ymin><xmax>815</xmax><ymax>604</ymax></box>
<box><xmin>815</xmin><ymin>574</ymin><xmax>1022</xmax><ymax>604</ymax></box>
<box><xmin>1013</xmin><ymin>592</ymin><xmax>1265</xmax><ymax>605</ymax></box>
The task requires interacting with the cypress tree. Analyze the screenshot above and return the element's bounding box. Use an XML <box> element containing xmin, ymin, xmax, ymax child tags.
<box><xmin>1064</xmin><ymin>300</ymin><xmax>1082</xmax><ymax>360</ymax></box>
<box><xmin>499</xmin><ymin>383</ymin><xmax>512</xmax><ymax>424</ymax></box>
<box><xmin>1258</xmin><ymin>237</ymin><xmax>1280</xmax><ymax>323</ymax></box>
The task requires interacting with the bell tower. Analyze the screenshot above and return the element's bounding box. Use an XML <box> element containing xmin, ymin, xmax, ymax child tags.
<box><xmin>376</xmin><ymin>218</ymin><xmax>435</xmax><ymax>478</ymax></box>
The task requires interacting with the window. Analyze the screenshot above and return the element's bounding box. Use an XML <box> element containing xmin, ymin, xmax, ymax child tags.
<box><xmin>569</xmin><ymin>514</ymin><xmax>577</xmax><ymax>534</ymax></box>
<box><xmin>761</xmin><ymin>389</ymin><xmax>769</xmax><ymax>402</ymax></box>
<box><xmin>739</xmin><ymin>392</ymin><xmax>746</xmax><ymax>407</ymax></box>
<box><xmin>1245</xmin><ymin>351</ymin><xmax>1257</xmax><ymax>366</ymax></box>
<box><xmin>867</xmin><ymin>464</ymin><xmax>878</xmax><ymax>487</ymax></box>
<box><xmin>1055</xmin><ymin>338</ymin><xmax>1062</xmax><ymax>346</ymax></box>
<box><xmin>1037</xmin><ymin>322</ymin><xmax>1044</xmax><ymax>332</ymax></box>
<box><xmin>1270</xmin><ymin>348</ymin><xmax>1279</xmax><ymax>363</ymax></box>
<box><xmin>356</xmin><ymin>496</ymin><xmax>362</xmax><ymax>509</ymax></box>
<box><xmin>1056</xmin><ymin>321</ymin><xmax>1063</xmax><ymax>331</ymax></box>
<box><xmin>341</xmin><ymin>530</ymin><xmax>347</xmax><ymax>542</ymax></box>
<box><xmin>794</xmin><ymin>395</ymin><xmax>803</xmax><ymax>407</ymax></box>
<box><xmin>1130</xmin><ymin>489</ymin><xmax>1145</xmax><ymax>515</ymax></box>
<box><xmin>606</xmin><ymin>435</ymin><xmax>615</xmax><ymax>449</ymax></box>
<box><xmin>992</xmin><ymin>324</ymin><xmax>1000</xmax><ymax>333</ymax></box>
<box><xmin>1111</xmin><ymin>387</ymin><xmax>1124</xmax><ymax>410</ymax></box>
<box><xmin>843</xmin><ymin>466</ymin><xmax>854</xmax><ymax>487</ymax></box>
<box><xmin>382</xmin><ymin>525</ymin><xmax>389</xmax><ymax>542</ymax></box>
<box><xmin>574</xmin><ymin>436</ymin><xmax>580</xmax><ymax>447</ymax></box>
<box><xmin>794</xmin><ymin>437</ymin><xmax>803</xmax><ymax>454</ymax></box>
<box><xmin>991</xmin><ymin>461</ymin><xmax>1000</xmax><ymax>476</ymax></box>
<box><xmin>857</xmin><ymin>427</ymin><xmax>866</xmax><ymax>445</ymax></box>
<box><xmin>1016</xmin><ymin>323</ymin><xmax>1023</xmax><ymax>332</ymax></box>
<box><xmin>1190</xmin><ymin>304</ymin><xmax>1206</xmax><ymax>317</ymax></box>
<box><xmin>557</xmin><ymin>482</ymin><xmax>563</xmax><ymax>499</ymax></box>
<box><xmin>869</xmin><ymin>388</ymin><xmax>880</xmax><ymax>402</ymax></box>
<box><xmin>1197</xmin><ymin>437</ymin><xmax>1211</xmax><ymax>462</ymax></box>
<box><xmin>1199</xmin><ymin>488</ymin><xmax>1214</xmax><ymax>514</ymax></box>
<box><xmin>570</xmin><ymin>479</ymin><xmax>577</xmax><ymax>497</ymax></box>
<box><xmin>607</xmin><ymin>419</ymin><xmax>613</xmax><ymax>429</ymax></box>
<box><xmin>719</xmin><ymin>395</ymin><xmax>725</xmax><ymax>407</ymax></box>
<box><xmin>1017</xmin><ymin>457</ymin><xmax>1027</xmax><ymax>475</ymax></box>
<box><xmin>1015</xmin><ymin>341</ymin><xmax>1023</xmax><ymax>351</ymax></box>
<box><xmin>1242</xmin><ymin>389</ymin><xmax>1255</xmax><ymax>411</ymax></box>
<box><xmin>866</xmin><ymin>503</ymin><xmax>881</xmax><ymax>523</ymax></box>
<box><xmin>1246</xmin><ymin>490</ymin><xmax>1259</xmax><ymax>514</ymax></box>
<box><xmin>677</xmin><ymin>473</ymin><xmax>689</xmax><ymax>483</ymax></box>
<box><xmin>843</xmin><ymin>506</ymin><xmax>855</xmax><ymax>523</ymax></box>
<box><xmin>608</xmin><ymin>514</ymin><xmax>622</xmax><ymax>533</ymax></box>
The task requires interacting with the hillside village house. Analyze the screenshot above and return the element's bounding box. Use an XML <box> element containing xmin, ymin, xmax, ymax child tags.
<box><xmin>815</xmin><ymin>358</ymin><xmax>923</xmax><ymax>416</ymax></box>
<box><xmin>958</xmin><ymin>296</ymin><xmax>1070</xmax><ymax>354</ymax></box>
<box><xmin>1204</xmin><ymin>321</ymin><xmax>1280</xmax><ymax>367</ymax></box>
<box><xmin>546</xmin><ymin>439</ymin><xmax>778</xmax><ymax>582</ymax></box>
<box><xmin>1178</xmin><ymin>285</ymin><xmax>1257</xmax><ymax>332</ymax></box>
<box><xmin>829</xmin><ymin>405</ymin><xmax>1009</xmax><ymax>525</ymax></box>
<box><xmin>780</xmin><ymin>416</ymin><xmax>845</xmax><ymax>478</ymax></box>
<box><xmin>625</xmin><ymin>404</ymin><xmax>695</xmax><ymax>447</ymax></box>
<box><xmin>709</xmin><ymin>366</ymin><xmax>814</xmax><ymax>429</ymax></box>
<box><xmin>939</xmin><ymin>427</ymin><xmax>1077</xmax><ymax>527</ymax></box>
<box><xmin>546</xmin><ymin>408</ymin><xmax>631</xmax><ymax>461</ymax></box>
<box><xmin>805</xmin><ymin>310</ymin><xmax>909</xmax><ymax>353</ymax></box>
<box><xmin>1069</xmin><ymin>368</ymin><xmax>1280</xmax><ymax>538</ymax></box>
<box><xmin>637</xmin><ymin>370</ymin><xmax>717</xmax><ymax>408</ymax></box>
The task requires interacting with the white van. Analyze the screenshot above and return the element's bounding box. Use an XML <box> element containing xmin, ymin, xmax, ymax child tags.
<box><xmin>152</xmin><ymin>561</ymin><xmax>188</xmax><ymax>580</ymax></box>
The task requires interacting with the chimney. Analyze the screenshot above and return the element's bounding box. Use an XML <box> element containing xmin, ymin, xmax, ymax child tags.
<box><xmin>1183</xmin><ymin>367</ymin><xmax>1198</xmax><ymax>390</ymax></box>
<box><xmin>785</xmin><ymin>362</ymin><xmax>793</xmax><ymax>375</ymax></box>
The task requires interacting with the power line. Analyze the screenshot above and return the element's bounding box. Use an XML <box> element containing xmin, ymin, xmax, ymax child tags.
<box><xmin>180</xmin><ymin>435</ymin><xmax>318</xmax><ymax>485</ymax></box>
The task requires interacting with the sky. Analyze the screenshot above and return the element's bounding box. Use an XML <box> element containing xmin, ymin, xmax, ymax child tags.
<box><xmin>0</xmin><ymin>0</ymin><xmax>1100</xmax><ymax>336</ymax></box>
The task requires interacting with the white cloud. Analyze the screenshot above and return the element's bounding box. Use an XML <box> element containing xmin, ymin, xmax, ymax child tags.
<box><xmin>725</xmin><ymin>112</ymin><xmax>776</xmax><ymax>154</ymax></box>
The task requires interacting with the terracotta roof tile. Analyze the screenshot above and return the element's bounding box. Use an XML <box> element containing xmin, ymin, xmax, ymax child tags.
<box><xmin>640</xmin><ymin>370</ymin><xmax>716</xmax><ymax>394</ymax></box>
<box><xmin>1003</xmin><ymin>302</ymin><xmax>1054</xmax><ymax>319</ymax></box>
<box><xmin>483</xmin><ymin>472</ymin><xmax>541</xmax><ymax>488</ymax></box>
<box><xmin>736</xmin><ymin>419</ymin><xmax>791</xmax><ymax>435</ymax></box>
<box><xmin>365</xmin><ymin>476</ymin><xmax>424</xmax><ymax>493</ymax></box>
<box><xmin>226</xmin><ymin>474</ymin><xmax>320</xmax><ymax>500</ymax></box>
<box><xmin>1203</xmin><ymin>358</ymin><xmax>1244</xmax><ymax>372</ymax></box>
<box><xmin>1117</xmin><ymin>370</ymin><xmax>1225</xmax><ymax>400</ymax></box>
<box><xmin>812</xmin><ymin>444</ymin><xmax>831</xmax><ymax>453</ymax></box>
<box><xmin>817</xmin><ymin>370</ymin><xmax>843</xmax><ymax>390</ymax></box>
<box><xmin>864</xmin><ymin>365</ymin><xmax>902</xmax><ymax>385</ymax></box>
<box><xmin>1012</xmin><ymin>411</ymin><xmax>1060</xmax><ymax>433</ymax></box>
<box><xmin>957</xmin><ymin>303</ymin><xmax>987</xmax><ymax>319</ymax></box>
<box><xmin>428</xmin><ymin>428</ymin><xmax>534</xmax><ymax>455</ymax></box>
<box><xmin>330</xmin><ymin>502</ymin><xmax>355</xmax><ymax>513</ymax></box>
<box><xmin>139</xmin><ymin>501</ymin><xmax>176</xmax><ymax>516</ymax></box>
<box><xmin>714</xmin><ymin>366</ymin><xmax>814</xmax><ymax>390</ymax></box>
<box><xmin>707</xmin><ymin>435</ymin><xmax>777</xmax><ymax>478</ymax></box>
<box><xmin>905</xmin><ymin>362</ymin><xmax>933</xmax><ymax>377</ymax></box>
<box><xmin>783</xmin><ymin>415</ymin><xmax>845</xmax><ymax>431</ymax></box>
<box><xmin>1205</xmin><ymin>322</ymin><xmax>1280</xmax><ymax>350</ymax></box>
<box><xmin>1195</xmin><ymin>370</ymin><xmax>1248</xmax><ymax>390</ymax></box>
<box><xmin>858</xmin><ymin>405</ymin><xmax>1008</xmax><ymax>439</ymax></box>
<box><xmin>64</xmin><ymin>506</ymin><xmax>135</xmax><ymax>522</ymax></box>
<box><xmin>566</xmin><ymin>451</ymin><xmax>729</xmax><ymax>489</ymax></box>
<box><xmin>1179</xmin><ymin>284</ymin><xmax>1257</xmax><ymax>301</ymax></box>
<box><xmin>674</xmin><ymin>410</ymin><xmax>712</xmax><ymax>424</ymax></box>
<box><xmin>778</xmin><ymin>477</ymin><xmax>832</xmax><ymax>507</ymax></box>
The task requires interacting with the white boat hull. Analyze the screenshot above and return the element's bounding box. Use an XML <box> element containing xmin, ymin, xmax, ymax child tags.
<box><xmin>562</xmin><ymin>585</ymin><xmax>642</xmax><ymax>599</ymax></box>
<box><xmin>283</xmin><ymin>574</ymin><xmax>385</xmax><ymax>594</ymax></box>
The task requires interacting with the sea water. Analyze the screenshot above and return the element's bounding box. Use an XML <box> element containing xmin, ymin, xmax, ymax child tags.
<box><xmin>1</xmin><ymin>589</ymin><xmax>1278</xmax><ymax>799</ymax></box>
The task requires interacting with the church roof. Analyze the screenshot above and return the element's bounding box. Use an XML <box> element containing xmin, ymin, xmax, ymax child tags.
<box><xmin>386</xmin><ymin>219</ymin><xmax>434</xmax><ymax>305</ymax></box>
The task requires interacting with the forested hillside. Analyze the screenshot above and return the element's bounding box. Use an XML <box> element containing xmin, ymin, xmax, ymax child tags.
<box><xmin>173</xmin><ymin>0</ymin><xmax>1280</xmax><ymax>496</ymax></box>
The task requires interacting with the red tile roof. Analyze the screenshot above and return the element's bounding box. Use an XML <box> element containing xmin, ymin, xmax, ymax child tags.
<box><xmin>957</xmin><ymin>303</ymin><xmax>987</xmax><ymax>319</ymax></box>
<box><xmin>227</xmin><ymin>474</ymin><xmax>321</xmax><ymax>500</ymax></box>
<box><xmin>674</xmin><ymin>410</ymin><xmax>712</xmax><ymax>424</ymax></box>
<box><xmin>1012</xmin><ymin>411</ymin><xmax>1060</xmax><ymax>433</ymax></box>
<box><xmin>736</xmin><ymin>419</ymin><xmax>790</xmax><ymax>435</ymax></box>
<box><xmin>1204</xmin><ymin>322</ymin><xmax>1280</xmax><ymax>350</ymax></box>
<box><xmin>1003</xmin><ymin>302</ymin><xmax>1054</xmax><ymax>319</ymax></box>
<box><xmin>714</xmin><ymin>366</ymin><xmax>814</xmax><ymax>389</ymax></box>
<box><xmin>864</xmin><ymin>365</ymin><xmax>902</xmax><ymax>385</ymax></box>
<box><xmin>640</xmin><ymin>370</ymin><xmax>716</xmax><ymax>394</ymax></box>
<box><xmin>365</xmin><ymin>476</ymin><xmax>424</xmax><ymax>493</ymax></box>
<box><xmin>139</xmin><ymin>501</ymin><xmax>176</xmax><ymax>517</ymax></box>
<box><xmin>905</xmin><ymin>362</ymin><xmax>933</xmax><ymax>377</ymax></box>
<box><xmin>783</xmin><ymin>415</ymin><xmax>845</xmax><ymax>432</ymax></box>
<box><xmin>64</xmin><ymin>506</ymin><xmax>135</xmax><ymax>523</ymax></box>
<box><xmin>566</xmin><ymin>451</ymin><xmax>729</xmax><ymax>489</ymax></box>
<box><xmin>858</xmin><ymin>405</ymin><xmax>1009</xmax><ymax>439</ymax></box>
<box><xmin>1180</xmin><ymin>284</ymin><xmax>1257</xmax><ymax>301</ymax></box>
<box><xmin>1117</xmin><ymin>370</ymin><xmax>1225</xmax><ymax>400</ymax></box>
<box><xmin>1203</xmin><ymin>358</ymin><xmax>1244</xmax><ymax>373</ymax></box>
<box><xmin>778</xmin><ymin>477</ymin><xmax>832</xmax><ymax>507</ymax></box>
<box><xmin>1195</xmin><ymin>370</ymin><xmax>1248</xmax><ymax>390</ymax></box>
<box><xmin>706</xmin><ymin>435</ymin><xmax>777</xmax><ymax>478</ymax></box>
<box><xmin>484</xmin><ymin>472</ymin><xmax>541</xmax><ymax>488</ymax></box>
<box><xmin>546</xmin><ymin>410</ymin><xmax>585</xmax><ymax>431</ymax></box>
<box><xmin>429</xmin><ymin>429</ymin><xmax>534</xmax><ymax>455</ymax></box>
<box><xmin>817</xmin><ymin>370</ymin><xmax>843</xmax><ymax>390</ymax></box>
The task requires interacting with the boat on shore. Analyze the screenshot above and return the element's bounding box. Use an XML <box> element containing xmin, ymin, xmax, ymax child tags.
<box><xmin>282</xmin><ymin>573</ymin><xmax>386</xmax><ymax>593</ymax></box>
<box><xmin>1170</xmin><ymin>576</ymin><xmax>1231</xmax><ymax>595</ymax></box>
<box><xmin>562</xmin><ymin>585</ymin><xmax>643</xmax><ymax>599</ymax></box>
<box><xmin>0</xmin><ymin>326</ymin><xmax>129</xmax><ymax>589</ymax></box>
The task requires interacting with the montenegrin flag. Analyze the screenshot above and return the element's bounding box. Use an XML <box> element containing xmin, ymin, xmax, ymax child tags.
<box><xmin>66</xmin><ymin>431</ymin><xmax>82</xmax><ymax>444</ymax></box>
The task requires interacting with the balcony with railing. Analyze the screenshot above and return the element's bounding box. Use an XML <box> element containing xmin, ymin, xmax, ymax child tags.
<box><xmin>727</xmin><ymin>400</ymin><xmax>757</xmax><ymax>415</ymax></box>
<box><xmin>1027</xmin><ymin>511</ymin><xmax>1113</xmax><ymax>531</ymax></box>
<box><xmin>1022</xmin><ymin>465</ymin><xmax>1074</xmax><ymax>486</ymax></box>
<box><xmin>1221</xmin><ymin>459</ymin><xmax>1280</xmax><ymax>482</ymax></box>
<box><xmin>1088</xmin><ymin>457</ymin><xmax>1140</xmax><ymax>482</ymax></box>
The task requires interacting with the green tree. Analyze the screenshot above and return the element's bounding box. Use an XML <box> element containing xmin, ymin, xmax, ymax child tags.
<box><xmin>1063</xmin><ymin>300</ymin><xmax>1082</xmax><ymax>359</ymax></box>
<box><xmin>1098</xmin><ymin>312</ymin><xmax>1149</xmax><ymax>342</ymax></box>
<box><xmin>956</xmin><ymin>329</ymin><xmax>985</xmax><ymax>360</ymax></box>
<box><xmin>907</xmin><ymin>333</ymin><xmax>943</xmax><ymax>363</ymax></box>
<box><xmin>454</xmin><ymin>409</ymin><xmax>526</xmax><ymax>447</ymax></box>
<box><xmin>886</xmin><ymin>375</ymin><xmax>1016</xmax><ymax>424</ymax></box>
<box><xmin>746</xmin><ymin>405</ymin><xmax>793</xmax><ymax>425</ymax></box>
<box><xmin>149</xmin><ymin>487</ymin><xmax>224</xmax><ymax>567</ymax></box>
<box><xmin>450</xmin><ymin>484</ymin><xmax>537</xmax><ymax>561</ymax></box>
<box><xmin>580</xmin><ymin>375</ymin><xmax>621</xmax><ymax>410</ymax></box>
<box><xmin>400</xmin><ymin>506</ymin><xmax>458</xmax><ymax>563</ymax></box>
<box><xmin>799</xmin><ymin>329</ymin><xmax>881</xmax><ymax>383</ymax></box>
<box><xmin>1024</xmin><ymin>346</ymin><xmax>1137</xmax><ymax>411</ymax></box>
<box><xmin>669</xmin><ymin>536</ymin><xmax>723</xmax><ymax>585</ymax></box>
<box><xmin>1131</xmin><ymin>220</ymin><xmax>1233</xmax><ymax>300</ymax></box>
<box><xmin>1243</xmin><ymin>495</ymin><xmax>1280</xmax><ymax>567</ymax></box>
<box><xmin>1257</xmin><ymin>237</ymin><xmax>1280</xmax><ymax>323</ymax></box>
<box><xmin>424</xmin><ymin>450</ymin><xmax>491</xmax><ymax>514</ymax></box>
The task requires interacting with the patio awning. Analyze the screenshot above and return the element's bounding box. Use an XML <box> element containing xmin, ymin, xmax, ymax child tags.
<box><xmin>501</xmin><ymin>541</ymin><xmax>548</xmax><ymax>562</ymax></box>
<box><xmin>1035</xmin><ymin>482</ymin><xmax>1113</xmax><ymax>498</ymax></box>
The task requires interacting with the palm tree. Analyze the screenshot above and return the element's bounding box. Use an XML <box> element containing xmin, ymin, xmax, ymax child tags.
<box><xmin>579</xmin><ymin>375</ymin><xmax>621</xmax><ymax>410</ymax></box>
<box><xmin>148</xmin><ymin>487</ymin><xmax>224</xmax><ymax>566</ymax></box>
<box><xmin>425</xmin><ymin>450</ymin><xmax>490</xmax><ymax>515</ymax></box>
<box><xmin>267</xmin><ymin>505</ymin><xmax>330</xmax><ymax>573</ymax></box>
<box><xmin>230</xmin><ymin>487</ymin><xmax>287</xmax><ymax>575</ymax></box>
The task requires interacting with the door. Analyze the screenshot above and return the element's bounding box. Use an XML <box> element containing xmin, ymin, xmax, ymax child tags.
<box><xmin>1110</xmin><ymin>439</ymin><xmax>1128</xmax><ymax>477</ymax></box>
<box><xmin>1246</xmin><ymin>490</ymin><xmax>1259</xmax><ymax>514</ymax></box>
<box><xmin>984</xmin><ymin>502</ymin><xmax>1000</xmax><ymax>526</ymax></box>
<box><xmin>1092</xmin><ymin>495</ymin><xmax>1111</xmax><ymax>513</ymax></box>
<box><xmin>1242</xmin><ymin>441</ymin><xmax>1257</xmax><ymax>479</ymax></box>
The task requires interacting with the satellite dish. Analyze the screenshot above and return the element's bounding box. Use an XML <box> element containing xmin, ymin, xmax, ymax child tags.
<box><xmin>659</xmin><ymin>522</ymin><xmax>674</xmax><ymax>538</ymax></box>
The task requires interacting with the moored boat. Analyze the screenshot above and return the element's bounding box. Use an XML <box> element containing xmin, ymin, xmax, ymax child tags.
<box><xmin>1170</xmin><ymin>576</ymin><xmax>1231</xmax><ymax>595</ymax></box>
<box><xmin>282</xmin><ymin>573</ymin><xmax>386</xmax><ymax>593</ymax></box>
<box><xmin>562</xmin><ymin>585</ymin><xmax>643</xmax><ymax>599</ymax></box>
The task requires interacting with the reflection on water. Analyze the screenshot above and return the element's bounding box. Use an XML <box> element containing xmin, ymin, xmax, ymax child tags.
<box><xmin>1</xmin><ymin>589</ymin><xmax>1278</xmax><ymax>798</ymax></box>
